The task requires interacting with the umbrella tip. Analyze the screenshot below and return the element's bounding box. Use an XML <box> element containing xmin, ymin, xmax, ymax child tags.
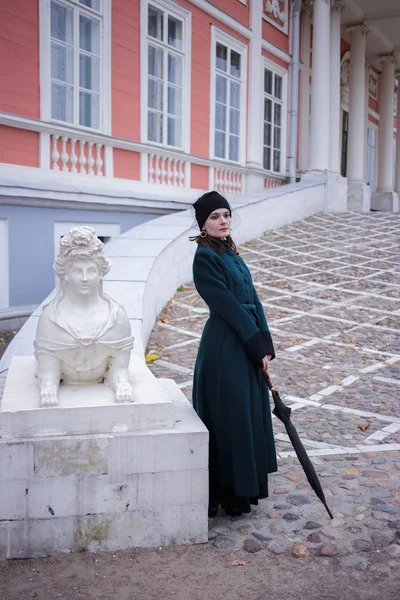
<box><xmin>324</xmin><ymin>502</ymin><xmax>334</xmax><ymax>520</ymax></box>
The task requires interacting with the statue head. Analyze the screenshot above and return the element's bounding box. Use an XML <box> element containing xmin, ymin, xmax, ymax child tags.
<box><xmin>54</xmin><ymin>226</ymin><xmax>111</xmax><ymax>296</ymax></box>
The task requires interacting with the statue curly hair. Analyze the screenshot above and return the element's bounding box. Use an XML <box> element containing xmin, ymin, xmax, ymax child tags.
<box><xmin>54</xmin><ymin>226</ymin><xmax>111</xmax><ymax>280</ymax></box>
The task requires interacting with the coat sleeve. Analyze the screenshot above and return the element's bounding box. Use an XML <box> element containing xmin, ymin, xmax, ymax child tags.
<box><xmin>252</xmin><ymin>285</ymin><xmax>275</xmax><ymax>360</ymax></box>
<box><xmin>193</xmin><ymin>251</ymin><xmax>272</xmax><ymax>363</ymax></box>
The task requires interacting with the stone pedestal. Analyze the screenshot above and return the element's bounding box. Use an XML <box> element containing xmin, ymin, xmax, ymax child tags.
<box><xmin>0</xmin><ymin>358</ymin><xmax>208</xmax><ymax>559</ymax></box>
<box><xmin>347</xmin><ymin>181</ymin><xmax>371</xmax><ymax>212</ymax></box>
<box><xmin>371</xmin><ymin>190</ymin><xmax>399</xmax><ymax>213</ymax></box>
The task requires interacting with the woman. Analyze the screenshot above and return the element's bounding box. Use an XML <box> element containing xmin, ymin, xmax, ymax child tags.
<box><xmin>191</xmin><ymin>191</ymin><xmax>277</xmax><ymax>517</ymax></box>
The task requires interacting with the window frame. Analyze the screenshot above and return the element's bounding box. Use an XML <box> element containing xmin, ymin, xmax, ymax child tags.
<box><xmin>262</xmin><ymin>57</ymin><xmax>287</xmax><ymax>176</ymax></box>
<box><xmin>140</xmin><ymin>0</ymin><xmax>192</xmax><ymax>152</ymax></box>
<box><xmin>39</xmin><ymin>0</ymin><xmax>111</xmax><ymax>134</ymax></box>
<box><xmin>209</xmin><ymin>27</ymin><xmax>247</xmax><ymax>166</ymax></box>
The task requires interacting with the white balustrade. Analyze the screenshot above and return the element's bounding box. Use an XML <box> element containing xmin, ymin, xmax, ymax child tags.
<box><xmin>214</xmin><ymin>168</ymin><xmax>243</xmax><ymax>195</ymax></box>
<box><xmin>148</xmin><ymin>154</ymin><xmax>186</xmax><ymax>186</ymax></box>
<box><xmin>264</xmin><ymin>175</ymin><xmax>286</xmax><ymax>189</ymax></box>
<box><xmin>50</xmin><ymin>134</ymin><xmax>104</xmax><ymax>176</ymax></box>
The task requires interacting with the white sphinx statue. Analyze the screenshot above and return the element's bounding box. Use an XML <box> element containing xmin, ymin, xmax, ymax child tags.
<box><xmin>34</xmin><ymin>226</ymin><xmax>134</xmax><ymax>407</ymax></box>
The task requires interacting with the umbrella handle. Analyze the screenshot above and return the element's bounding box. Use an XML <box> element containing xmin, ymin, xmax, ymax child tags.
<box><xmin>259</xmin><ymin>366</ymin><xmax>274</xmax><ymax>393</ymax></box>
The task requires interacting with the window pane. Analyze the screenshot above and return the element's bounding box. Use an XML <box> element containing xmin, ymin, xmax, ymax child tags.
<box><xmin>274</xmin><ymin>125</ymin><xmax>281</xmax><ymax>149</ymax></box>
<box><xmin>168</xmin><ymin>16</ymin><xmax>182</xmax><ymax>49</ymax></box>
<box><xmin>229</xmin><ymin>108</ymin><xmax>240</xmax><ymax>135</ymax></box>
<box><xmin>168</xmin><ymin>85</ymin><xmax>182</xmax><ymax>116</ymax></box>
<box><xmin>148</xmin><ymin>110</ymin><xmax>163</xmax><ymax>143</ymax></box>
<box><xmin>51</xmin><ymin>41</ymin><xmax>73</xmax><ymax>83</ymax></box>
<box><xmin>215</xmin><ymin>131</ymin><xmax>225</xmax><ymax>158</ymax></box>
<box><xmin>216</xmin><ymin>75</ymin><xmax>227</xmax><ymax>104</ymax></box>
<box><xmin>274</xmin><ymin>103</ymin><xmax>281</xmax><ymax>126</ymax></box>
<box><xmin>273</xmin><ymin>149</ymin><xmax>280</xmax><ymax>172</ymax></box>
<box><xmin>264</xmin><ymin>69</ymin><xmax>273</xmax><ymax>95</ymax></box>
<box><xmin>148</xmin><ymin>45</ymin><xmax>163</xmax><ymax>78</ymax></box>
<box><xmin>263</xmin><ymin>146</ymin><xmax>271</xmax><ymax>170</ymax></box>
<box><xmin>51</xmin><ymin>82</ymin><xmax>73</xmax><ymax>122</ymax></box>
<box><xmin>79</xmin><ymin>91</ymin><xmax>99</xmax><ymax>128</ymax></box>
<box><xmin>215</xmin><ymin>103</ymin><xmax>226</xmax><ymax>132</ymax></box>
<box><xmin>79</xmin><ymin>0</ymin><xmax>101</xmax><ymax>11</ymax></box>
<box><xmin>229</xmin><ymin>135</ymin><xmax>239</xmax><ymax>162</ymax></box>
<box><xmin>230</xmin><ymin>81</ymin><xmax>240</xmax><ymax>109</ymax></box>
<box><xmin>264</xmin><ymin>123</ymin><xmax>271</xmax><ymax>146</ymax></box>
<box><xmin>79</xmin><ymin>14</ymin><xmax>100</xmax><ymax>55</ymax></box>
<box><xmin>230</xmin><ymin>51</ymin><xmax>241</xmax><ymax>78</ymax></box>
<box><xmin>168</xmin><ymin>53</ymin><xmax>182</xmax><ymax>86</ymax></box>
<box><xmin>167</xmin><ymin>116</ymin><xmax>182</xmax><ymax>147</ymax></box>
<box><xmin>264</xmin><ymin>98</ymin><xmax>272</xmax><ymax>123</ymax></box>
<box><xmin>274</xmin><ymin>75</ymin><xmax>282</xmax><ymax>100</ymax></box>
<box><xmin>216</xmin><ymin>43</ymin><xmax>228</xmax><ymax>72</ymax></box>
<box><xmin>79</xmin><ymin>54</ymin><xmax>100</xmax><ymax>92</ymax></box>
<box><xmin>51</xmin><ymin>1</ymin><xmax>73</xmax><ymax>44</ymax></box>
<box><xmin>148</xmin><ymin>5</ymin><xmax>163</xmax><ymax>41</ymax></box>
<box><xmin>148</xmin><ymin>79</ymin><xmax>163</xmax><ymax>110</ymax></box>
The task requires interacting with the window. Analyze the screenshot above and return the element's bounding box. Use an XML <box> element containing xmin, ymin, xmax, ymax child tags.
<box><xmin>366</xmin><ymin>126</ymin><xmax>377</xmax><ymax>192</ymax></box>
<box><xmin>263</xmin><ymin>68</ymin><xmax>284</xmax><ymax>173</ymax></box>
<box><xmin>145</xmin><ymin>2</ymin><xmax>190</xmax><ymax>148</ymax></box>
<box><xmin>50</xmin><ymin>0</ymin><xmax>102</xmax><ymax>129</ymax></box>
<box><xmin>211</xmin><ymin>33</ymin><xmax>246</xmax><ymax>163</ymax></box>
<box><xmin>341</xmin><ymin>110</ymin><xmax>349</xmax><ymax>177</ymax></box>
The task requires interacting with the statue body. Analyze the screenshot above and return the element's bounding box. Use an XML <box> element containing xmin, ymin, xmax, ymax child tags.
<box><xmin>34</xmin><ymin>227</ymin><xmax>134</xmax><ymax>407</ymax></box>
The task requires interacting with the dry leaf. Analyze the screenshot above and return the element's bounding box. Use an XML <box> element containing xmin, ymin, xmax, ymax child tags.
<box><xmin>145</xmin><ymin>353</ymin><xmax>160</xmax><ymax>364</ymax></box>
<box><xmin>331</xmin><ymin>377</ymin><xmax>342</xmax><ymax>385</ymax></box>
<box><xmin>357</xmin><ymin>422</ymin><xmax>371</xmax><ymax>432</ymax></box>
<box><xmin>160</xmin><ymin>317</ymin><xmax>169</xmax><ymax>324</ymax></box>
<box><xmin>231</xmin><ymin>559</ymin><xmax>246</xmax><ymax>567</ymax></box>
<box><xmin>344</xmin><ymin>467</ymin><xmax>358</xmax><ymax>475</ymax></box>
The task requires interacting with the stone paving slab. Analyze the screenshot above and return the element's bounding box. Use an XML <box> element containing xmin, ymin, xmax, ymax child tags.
<box><xmin>147</xmin><ymin>212</ymin><xmax>400</xmax><ymax>566</ymax></box>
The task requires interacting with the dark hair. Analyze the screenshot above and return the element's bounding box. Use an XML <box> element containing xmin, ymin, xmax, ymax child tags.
<box><xmin>190</xmin><ymin>233</ymin><xmax>239</xmax><ymax>255</ymax></box>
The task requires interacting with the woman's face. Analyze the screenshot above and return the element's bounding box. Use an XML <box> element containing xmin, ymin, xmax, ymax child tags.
<box><xmin>203</xmin><ymin>208</ymin><xmax>231</xmax><ymax>239</ymax></box>
<box><xmin>65</xmin><ymin>260</ymin><xmax>100</xmax><ymax>295</ymax></box>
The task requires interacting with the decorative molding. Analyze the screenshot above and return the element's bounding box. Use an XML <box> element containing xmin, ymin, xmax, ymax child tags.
<box><xmin>261</xmin><ymin>39</ymin><xmax>291</xmax><ymax>63</ymax></box>
<box><xmin>347</xmin><ymin>23</ymin><xmax>369</xmax><ymax>36</ymax></box>
<box><xmin>301</xmin><ymin>0</ymin><xmax>313</xmax><ymax>15</ymax></box>
<box><xmin>340</xmin><ymin>50</ymin><xmax>351</xmax><ymax>88</ymax></box>
<box><xmin>263</xmin><ymin>1</ymin><xmax>289</xmax><ymax>35</ymax></box>
<box><xmin>368</xmin><ymin>70</ymin><xmax>379</xmax><ymax>101</ymax></box>
<box><xmin>332</xmin><ymin>0</ymin><xmax>346</xmax><ymax>12</ymax></box>
<box><xmin>379</xmin><ymin>54</ymin><xmax>398</xmax><ymax>66</ymax></box>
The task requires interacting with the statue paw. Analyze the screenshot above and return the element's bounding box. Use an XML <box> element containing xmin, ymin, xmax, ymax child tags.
<box><xmin>115</xmin><ymin>381</ymin><xmax>133</xmax><ymax>403</ymax></box>
<box><xmin>40</xmin><ymin>384</ymin><xmax>59</xmax><ymax>407</ymax></box>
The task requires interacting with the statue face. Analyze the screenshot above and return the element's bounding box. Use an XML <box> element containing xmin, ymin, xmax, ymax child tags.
<box><xmin>64</xmin><ymin>260</ymin><xmax>100</xmax><ymax>295</ymax></box>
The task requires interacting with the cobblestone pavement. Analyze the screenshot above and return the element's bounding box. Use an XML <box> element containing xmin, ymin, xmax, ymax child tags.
<box><xmin>147</xmin><ymin>212</ymin><xmax>400</xmax><ymax>571</ymax></box>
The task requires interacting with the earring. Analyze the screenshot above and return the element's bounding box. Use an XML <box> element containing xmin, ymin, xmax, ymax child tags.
<box><xmin>200</xmin><ymin>230</ymin><xmax>207</xmax><ymax>238</ymax></box>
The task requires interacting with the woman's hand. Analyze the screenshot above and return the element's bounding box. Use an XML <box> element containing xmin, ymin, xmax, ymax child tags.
<box><xmin>261</xmin><ymin>355</ymin><xmax>272</xmax><ymax>371</ymax></box>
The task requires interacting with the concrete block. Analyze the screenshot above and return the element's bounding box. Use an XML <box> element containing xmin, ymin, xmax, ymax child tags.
<box><xmin>152</xmin><ymin>470</ymin><xmax>208</xmax><ymax>508</ymax></box>
<box><xmin>34</xmin><ymin>437</ymin><xmax>109</xmax><ymax>478</ymax></box>
<box><xmin>0</xmin><ymin>480</ymin><xmax>28</xmax><ymax>520</ymax></box>
<box><xmin>159</xmin><ymin>504</ymin><xmax>208</xmax><ymax>545</ymax></box>
<box><xmin>0</xmin><ymin>524</ymin><xmax>7</xmax><ymax>560</ymax></box>
<box><xmin>27</xmin><ymin>475</ymin><xmax>78</xmax><ymax>519</ymax></box>
<box><xmin>0</xmin><ymin>441</ymin><xmax>34</xmax><ymax>480</ymax></box>
<box><xmin>8</xmin><ymin>517</ymin><xmax>74</xmax><ymax>559</ymax></box>
<box><xmin>80</xmin><ymin>475</ymin><xmax>138</xmax><ymax>515</ymax></box>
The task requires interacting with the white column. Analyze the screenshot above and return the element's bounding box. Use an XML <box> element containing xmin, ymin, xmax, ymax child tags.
<box><xmin>347</xmin><ymin>25</ymin><xmax>368</xmax><ymax>182</ymax></box>
<box><xmin>376</xmin><ymin>56</ymin><xmax>396</xmax><ymax>190</ymax></box>
<box><xmin>246</xmin><ymin>0</ymin><xmax>263</xmax><ymax>193</ymax></box>
<box><xmin>329</xmin><ymin>1</ymin><xmax>344</xmax><ymax>173</ymax></box>
<box><xmin>395</xmin><ymin>77</ymin><xmax>400</xmax><ymax>197</ymax></box>
<box><xmin>372</xmin><ymin>55</ymin><xmax>399</xmax><ymax>211</ymax></box>
<box><xmin>298</xmin><ymin>1</ymin><xmax>312</xmax><ymax>173</ymax></box>
<box><xmin>308</xmin><ymin>0</ymin><xmax>331</xmax><ymax>172</ymax></box>
<box><xmin>346</xmin><ymin>24</ymin><xmax>370</xmax><ymax>211</ymax></box>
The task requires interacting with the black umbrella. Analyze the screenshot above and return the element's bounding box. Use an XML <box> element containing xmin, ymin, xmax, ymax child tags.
<box><xmin>261</xmin><ymin>368</ymin><xmax>333</xmax><ymax>519</ymax></box>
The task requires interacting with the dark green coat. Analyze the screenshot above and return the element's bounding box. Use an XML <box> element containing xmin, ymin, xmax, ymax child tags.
<box><xmin>192</xmin><ymin>245</ymin><xmax>277</xmax><ymax>500</ymax></box>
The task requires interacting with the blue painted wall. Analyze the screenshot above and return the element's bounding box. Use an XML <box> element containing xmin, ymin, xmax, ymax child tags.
<box><xmin>0</xmin><ymin>205</ymin><xmax>159</xmax><ymax>306</ymax></box>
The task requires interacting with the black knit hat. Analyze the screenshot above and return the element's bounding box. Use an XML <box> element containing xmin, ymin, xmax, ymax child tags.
<box><xmin>193</xmin><ymin>191</ymin><xmax>231</xmax><ymax>230</ymax></box>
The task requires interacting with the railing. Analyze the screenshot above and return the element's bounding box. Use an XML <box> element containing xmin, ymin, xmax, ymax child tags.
<box><xmin>0</xmin><ymin>112</ymin><xmax>291</xmax><ymax>194</ymax></box>
<box><xmin>264</xmin><ymin>174</ymin><xmax>287</xmax><ymax>189</ymax></box>
<box><xmin>51</xmin><ymin>135</ymin><xmax>104</xmax><ymax>176</ymax></box>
